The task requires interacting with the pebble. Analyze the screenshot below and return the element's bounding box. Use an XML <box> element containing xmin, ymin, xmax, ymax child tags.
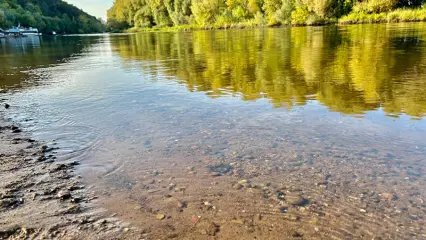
<box><xmin>316</xmin><ymin>181</ymin><xmax>328</xmax><ymax>186</ymax></box>
<box><xmin>64</xmin><ymin>204</ymin><xmax>80</xmax><ymax>214</ymax></box>
<box><xmin>0</xmin><ymin>198</ymin><xmax>16</xmax><ymax>208</ymax></box>
<box><xmin>0</xmin><ymin>192</ymin><xmax>13</xmax><ymax>199</ymax></box>
<box><xmin>360</xmin><ymin>209</ymin><xmax>367</xmax><ymax>213</ymax></box>
<box><xmin>156</xmin><ymin>214</ymin><xmax>166</xmax><ymax>220</ymax></box>
<box><xmin>286</xmin><ymin>195</ymin><xmax>307</xmax><ymax>206</ymax></box>
<box><xmin>199</xmin><ymin>221</ymin><xmax>219</xmax><ymax>236</ymax></box>
<box><xmin>279</xmin><ymin>206</ymin><xmax>288</xmax><ymax>213</ymax></box>
<box><xmin>290</xmin><ymin>230</ymin><xmax>303</xmax><ymax>237</ymax></box>
<box><xmin>204</xmin><ymin>201</ymin><xmax>213</xmax><ymax>210</ymax></box>
<box><xmin>285</xmin><ymin>213</ymin><xmax>300</xmax><ymax>221</ymax></box>
<box><xmin>238</xmin><ymin>180</ymin><xmax>248</xmax><ymax>185</ymax></box>
<box><xmin>207</xmin><ymin>222</ymin><xmax>219</xmax><ymax>236</ymax></box>
<box><xmin>168</xmin><ymin>183</ymin><xmax>176</xmax><ymax>190</ymax></box>
<box><xmin>174</xmin><ymin>187</ymin><xmax>186</xmax><ymax>192</ymax></box>
<box><xmin>231</xmin><ymin>219</ymin><xmax>245</xmax><ymax>224</ymax></box>
<box><xmin>309</xmin><ymin>217</ymin><xmax>319</xmax><ymax>225</ymax></box>
<box><xmin>167</xmin><ymin>233</ymin><xmax>178</xmax><ymax>238</ymax></box>
<box><xmin>233</xmin><ymin>183</ymin><xmax>243</xmax><ymax>190</ymax></box>
<box><xmin>177</xmin><ymin>201</ymin><xmax>186</xmax><ymax>208</ymax></box>
<box><xmin>40</xmin><ymin>145</ymin><xmax>48</xmax><ymax>153</ymax></box>
<box><xmin>191</xmin><ymin>216</ymin><xmax>199</xmax><ymax>224</ymax></box>
<box><xmin>57</xmin><ymin>190</ymin><xmax>71</xmax><ymax>200</ymax></box>
<box><xmin>381</xmin><ymin>192</ymin><xmax>396</xmax><ymax>200</ymax></box>
<box><xmin>71</xmin><ymin>195</ymin><xmax>82</xmax><ymax>203</ymax></box>
<box><xmin>12</xmin><ymin>127</ymin><xmax>21</xmax><ymax>133</ymax></box>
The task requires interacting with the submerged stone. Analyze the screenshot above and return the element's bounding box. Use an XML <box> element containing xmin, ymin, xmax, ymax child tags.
<box><xmin>198</xmin><ymin>221</ymin><xmax>219</xmax><ymax>236</ymax></box>
<box><xmin>207</xmin><ymin>163</ymin><xmax>233</xmax><ymax>175</ymax></box>
<box><xmin>286</xmin><ymin>195</ymin><xmax>308</xmax><ymax>206</ymax></box>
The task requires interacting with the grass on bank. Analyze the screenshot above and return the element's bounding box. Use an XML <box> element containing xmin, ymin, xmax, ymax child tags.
<box><xmin>339</xmin><ymin>8</ymin><xmax>426</xmax><ymax>24</ymax></box>
<box><xmin>126</xmin><ymin>22</ymin><xmax>270</xmax><ymax>33</ymax></box>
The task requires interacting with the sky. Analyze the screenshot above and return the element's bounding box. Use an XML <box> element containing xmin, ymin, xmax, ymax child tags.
<box><xmin>65</xmin><ymin>0</ymin><xmax>113</xmax><ymax>20</ymax></box>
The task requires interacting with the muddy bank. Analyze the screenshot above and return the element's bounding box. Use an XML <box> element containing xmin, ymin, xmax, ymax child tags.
<box><xmin>0</xmin><ymin>102</ymin><xmax>140</xmax><ymax>239</ymax></box>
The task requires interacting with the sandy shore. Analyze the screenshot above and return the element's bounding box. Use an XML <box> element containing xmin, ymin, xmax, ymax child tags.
<box><xmin>0</xmin><ymin>101</ymin><xmax>140</xmax><ymax>239</ymax></box>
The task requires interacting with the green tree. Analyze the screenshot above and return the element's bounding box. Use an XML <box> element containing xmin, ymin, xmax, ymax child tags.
<box><xmin>0</xmin><ymin>10</ymin><xmax>5</xmax><ymax>26</ymax></box>
<box><xmin>105</xmin><ymin>0</ymin><xmax>426</xmax><ymax>30</ymax></box>
<box><xmin>353</xmin><ymin>0</ymin><xmax>397</xmax><ymax>13</ymax></box>
<box><xmin>165</xmin><ymin>0</ymin><xmax>192</xmax><ymax>25</ymax></box>
<box><xmin>149</xmin><ymin>0</ymin><xmax>172</xmax><ymax>26</ymax></box>
<box><xmin>301</xmin><ymin>0</ymin><xmax>333</xmax><ymax>17</ymax></box>
<box><xmin>0</xmin><ymin>0</ymin><xmax>105</xmax><ymax>33</ymax></box>
<box><xmin>262</xmin><ymin>0</ymin><xmax>282</xmax><ymax>24</ymax></box>
<box><xmin>191</xmin><ymin>0</ymin><xmax>224</xmax><ymax>25</ymax></box>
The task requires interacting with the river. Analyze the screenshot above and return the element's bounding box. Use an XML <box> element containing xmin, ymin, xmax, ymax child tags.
<box><xmin>1</xmin><ymin>23</ymin><xmax>426</xmax><ymax>239</ymax></box>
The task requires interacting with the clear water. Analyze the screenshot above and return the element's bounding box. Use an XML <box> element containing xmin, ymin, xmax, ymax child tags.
<box><xmin>2</xmin><ymin>24</ymin><xmax>426</xmax><ymax>239</ymax></box>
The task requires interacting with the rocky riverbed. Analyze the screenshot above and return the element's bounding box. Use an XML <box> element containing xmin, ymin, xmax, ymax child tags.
<box><xmin>2</xmin><ymin>99</ymin><xmax>426</xmax><ymax>240</ymax></box>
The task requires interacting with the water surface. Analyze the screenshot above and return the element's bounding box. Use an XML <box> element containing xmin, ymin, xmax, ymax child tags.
<box><xmin>2</xmin><ymin>24</ymin><xmax>426</xmax><ymax>239</ymax></box>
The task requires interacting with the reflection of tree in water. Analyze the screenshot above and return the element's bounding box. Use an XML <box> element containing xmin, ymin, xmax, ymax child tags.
<box><xmin>112</xmin><ymin>24</ymin><xmax>426</xmax><ymax>118</ymax></box>
<box><xmin>0</xmin><ymin>36</ymin><xmax>101</xmax><ymax>89</ymax></box>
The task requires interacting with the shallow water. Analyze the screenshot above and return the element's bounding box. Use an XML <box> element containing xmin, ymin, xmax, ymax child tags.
<box><xmin>2</xmin><ymin>24</ymin><xmax>426</xmax><ymax>239</ymax></box>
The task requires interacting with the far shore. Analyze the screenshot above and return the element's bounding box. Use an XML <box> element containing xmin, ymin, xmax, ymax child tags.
<box><xmin>111</xmin><ymin>8</ymin><xmax>426</xmax><ymax>33</ymax></box>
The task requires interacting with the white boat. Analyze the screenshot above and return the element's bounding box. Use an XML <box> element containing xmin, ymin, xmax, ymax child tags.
<box><xmin>5</xmin><ymin>25</ymin><xmax>41</xmax><ymax>36</ymax></box>
<box><xmin>20</xmin><ymin>27</ymin><xmax>41</xmax><ymax>36</ymax></box>
<box><xmin>6</xmin><ymin>26</ymin><xmax>21</xmax><ymax>36</ymax></box>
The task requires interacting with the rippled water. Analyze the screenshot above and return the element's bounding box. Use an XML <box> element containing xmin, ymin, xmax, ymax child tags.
<box><xmin>2</xmin><ymin>24</ymin><xmax>426</xmax><ymax>239</ymax></box>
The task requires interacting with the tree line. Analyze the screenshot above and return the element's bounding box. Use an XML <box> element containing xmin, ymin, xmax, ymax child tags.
<box><xmin>0</xmin><ymin>0</ymin><xmax>105</xmax><ymax>34</ymax></box>
<box><xmin>106</xmin><ymin>0</ymin><xmax>425</xmax><ymax>30</ymax></box>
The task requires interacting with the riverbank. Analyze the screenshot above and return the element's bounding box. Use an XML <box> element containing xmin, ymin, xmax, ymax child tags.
<box><xmin>0</xmin><ymin>99</ymin><xmax>139</xmax><ymax>239</ymax></box>
<box><xmin>121</xmin><ymin>8</ymin><xmax>426</xmax><ymax>33</ymax></box>
<box><xmin>339</xmin><ymin>8</ymin><xmax>426</xmax><ymax>24</ymax></box>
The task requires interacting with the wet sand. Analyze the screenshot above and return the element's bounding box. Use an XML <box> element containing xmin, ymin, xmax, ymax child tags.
<box><xmin>0</xmin><ymin>103</ymin><xmax>141</xmax><ymax>239</ymax></box>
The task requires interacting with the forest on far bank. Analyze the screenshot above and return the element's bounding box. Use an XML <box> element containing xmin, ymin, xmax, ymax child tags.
<box><xmin>0</xmin><ymin>0</ymin><xmax>105</xmax><ymax>34</ymax></box>
<box><xmin>107</xmin><ymin>0</ymin><xmax>426</xmax><ymax>31</ymax></box>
